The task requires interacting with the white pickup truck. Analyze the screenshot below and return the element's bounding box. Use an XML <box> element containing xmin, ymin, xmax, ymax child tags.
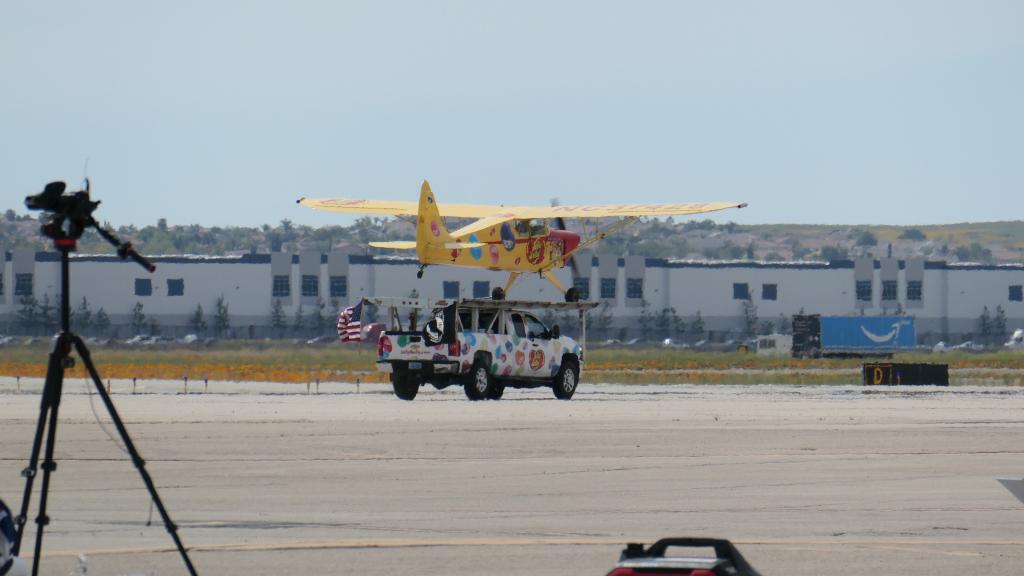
<box><xmin>372</xmin><ymin>298</ymin><xmax>597</xmax><ymax>401</ymax></box>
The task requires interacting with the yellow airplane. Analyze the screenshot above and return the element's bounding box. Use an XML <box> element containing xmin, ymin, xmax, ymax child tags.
<box><xmin>298</xmin><ymin>181</ymin><xmax>746</xmax><ymax>301</ymax></box>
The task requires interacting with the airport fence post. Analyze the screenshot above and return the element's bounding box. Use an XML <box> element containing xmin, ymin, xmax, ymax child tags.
<box><xmin>16</xmin><ymin>376</ymin><xmax>20</xmax><ymax>393</ymax></box>
<box><xmin>184</xmin><ymin>375</ymin><xmax>188</xmax><ymax>395</ymax></box>
<box><xmin>107</xmin><ymin>379</ymin><xmax>111</xmax><ymax>394</ymax></box>
<box><xmin>132</xmin><ymin>377</ymin><xmax>137</xmax><ymax>394</ymax></box>
<box><xmin>316</xmin><ymin>377</ymin><xmax>320</xmax><ymax>394</ymax></box>
<box><xmin>306</xmin><ymin>381</ymin><xmax>310</xmax><ymax>394</ymax></box>
<box><xmin>204</xmin><ymin>378</ymin><xmax>208</xmax><ymax>393</ymax></box>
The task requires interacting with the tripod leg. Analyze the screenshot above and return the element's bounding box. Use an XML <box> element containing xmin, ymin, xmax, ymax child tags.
<box><xmin>72</xmin><ymin>336</ymin><xmax>198</xmax><ymax>576</ymax></box>
<box><xmin>13</xmin><ymin>335</ymin><xmax>68</xmax><ymax>560</ymax></box>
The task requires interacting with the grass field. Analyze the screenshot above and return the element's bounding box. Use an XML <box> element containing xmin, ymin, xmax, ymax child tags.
<box><xmin>2</xmin><ymin>342</ymin><xmax>1023</xmax><ymax>386</ymax></box>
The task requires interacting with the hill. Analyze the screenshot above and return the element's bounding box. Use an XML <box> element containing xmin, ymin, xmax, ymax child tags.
<box><xmin>3</xmin><ymin>208</ymin><xmax>1023</xmax><ymax>264</ymax></box>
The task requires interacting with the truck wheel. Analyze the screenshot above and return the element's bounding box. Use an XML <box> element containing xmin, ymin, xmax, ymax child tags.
<box><xmin>486</xmin><ymin>383</ymin><xmax>505</xmax><ymax>400</ymax></box>
<box><xmin>392</xmin><ymin>369</ymin><xmax>419</xmax><ymax>401</ymax></box>
<box><xmin>552</xmin><ymin>358</ymin><xmax>579</xmax><ymax>400</ymax></box>
<box><xmin>465</xmin><ymin>359</ymin><xmax>496</xmax><ymax>401</ymax></box>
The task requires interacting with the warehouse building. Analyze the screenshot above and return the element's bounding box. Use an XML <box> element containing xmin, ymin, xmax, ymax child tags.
<box><xmin>2</xmin><ymin>247</ymin><xmax>1023</xmax><ymax>343</ymax></box>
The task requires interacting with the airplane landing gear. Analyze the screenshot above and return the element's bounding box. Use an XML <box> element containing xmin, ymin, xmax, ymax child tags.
<box><xmin>491</xmin><ymin>287</ymin><xmax>505</xmax><ymax>300</ymax></box>
<box><xmin>564</xmin><ymin>287</ymin><xmax>581</xmax><ymax>302</ymax></box>
<box><xmin>416</xmin><ymin>265</ymin><xmax>425</xmax><ymax>279</ymax></box>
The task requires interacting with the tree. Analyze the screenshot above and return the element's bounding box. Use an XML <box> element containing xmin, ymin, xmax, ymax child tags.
<box><xmin>309</xmin><ymin>297</ymin><xmax>327</xmax><ymax>336</ymax></box>
<box><xmin>270</xmin><ymin>299</ymin><xmax>287</xmax><ymax>337</ymax></box>
<box><xmin>73</xmin><ymin>297</ymin><xmax>93</xmax><ymax>335</ymax></box>
<box><xmin>977</xmin><ymin>306</ymin><xmax>992</xmax><ymax>346</ymax></box>
<box><xmin>130</xmin><ymin>302</ymin><xmax>147</xmax><ymax>335</ymax></box>
<box><xmin>820</xmin><ymin>245</ymin><xmax>849</xmax><ymax>261</ymax></box>
<box><xmin>855</xmin><ymin>230</ymin><xmax>878</xmax><ymax>247</ymax></box>
<box><xmin>740</xmin><ymin>301</ymin><xmax>758</xmax><ymax>339</ymax></box>
<box><xmin>16</xmin><ymin>295</ymin><xmax>38</xmax><ymax>334</ymax></box>
<box><xmin>777</xmin><ymin>313</ymin><xmax>791</xmax><ymax>335</ymax></box>
<box><xmin>94</xmin><ymin>308</ymin><xmax>111</xmax><ymax>337</ymax></box>
<box><xmin>899</xmin><ymin>228</ymin><xmax>926</xmax><ymax>241</ymax></box>
<box><xmin>189</xmin><ymin>304</ymin><xmax>207</xmax><ymax>335</ymax></box>
<box><xmin>671</xmin><ymin>308</ymin><xmax>687</xmax><ymax>339</ymax></box>
<box><xmin>637</xmin><ymin>300</ymin><xmax>653</xmax><ymax>340</ymax></box>
<box><xmin>654</xmin><ymin>307</ymin><xmax>673</xmax><ymax>341</ymax></box>
<box><xmin>36</xmin><ymin>294</ymin><xmax>56</xmax><ymax>334</ymax></box>
<box><xmin>214</xmin><ymin>294</ymin><xmax>230</xmax><ymax>337</ymax></box>
<box><xmin>594</xmin><ymin>303</ymin><xmax>614</xmax><ymax>340</ymax></box>
<box><xmin>688</xmin><ymin>311</ymin><xmax>706</xmax><ymax>342</ymax></box>
<box><xmin>993</xmin><ymin>305</ymin><xmax>1008</xmax><ymax>345</ymax></box>
<box><xmin>292</xmin><ymin>304</ymin><xmax>305</xmax><ymax>336</ymax></box>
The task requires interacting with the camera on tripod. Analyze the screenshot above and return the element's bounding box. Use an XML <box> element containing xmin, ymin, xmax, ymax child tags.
<box><xmin>25</xmin><ymin>181</ymin><xmax>100</xmax><ymax>246</ymax></box>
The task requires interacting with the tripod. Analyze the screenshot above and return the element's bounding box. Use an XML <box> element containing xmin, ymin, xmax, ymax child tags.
<box><xmin>13</xmin><ymin>181</ymin><xmax>197</xmax><ymax>575</ymax></box>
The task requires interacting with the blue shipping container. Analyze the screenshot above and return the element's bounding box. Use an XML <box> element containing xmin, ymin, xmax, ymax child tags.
<box><xmin>820</xmin><ymin>316</ymin><xmax>916</xmax><ymax>351</ymax></box>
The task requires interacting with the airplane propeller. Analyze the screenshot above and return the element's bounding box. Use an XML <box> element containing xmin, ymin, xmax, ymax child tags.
<box><xmin>550</xmin><ymin>198</ymin><xmax>582</xmax><ymax>301</ymax></box>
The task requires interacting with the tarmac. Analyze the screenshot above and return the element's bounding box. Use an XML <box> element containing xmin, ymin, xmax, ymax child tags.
<box><xmin>1</xmin><ymin>378</ymin><xmax>1023</xmax><ymax>575</ymax></box>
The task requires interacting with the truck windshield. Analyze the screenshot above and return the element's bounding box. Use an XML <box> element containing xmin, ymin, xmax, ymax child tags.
<box><xmin>525</xmin><ymin>314</ymin><xmax>548</xmax><ymax>338</ymax></box>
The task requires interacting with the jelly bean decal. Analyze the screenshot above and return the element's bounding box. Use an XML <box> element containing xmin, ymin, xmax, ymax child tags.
<box><xmin>515</xmin><ymin>350</ymin><xmax>525</xmax><ymax>366</ymax></box>
<box><xmin>431</xmin><ymin>220</ymin><xmax>441</xmax><ymax>237</ymax></box>
<box><xmin>529</xmin><ymin>349</ymin><xmax>545</xmax><ymax>371</ymax></box>
<box><xmin>500</xmin><ymin>222</ymin><xmax>516</xmax><ymax>251</ymax></box>
<box><xmin>489</xmin><ymin>244</ymin><xmax>501</xmax><ymax>265</ymax></box>
<box><xmin>469</xmin><ymin>234</ymin><xmax>482</xmax><ymax>260</ymax></box>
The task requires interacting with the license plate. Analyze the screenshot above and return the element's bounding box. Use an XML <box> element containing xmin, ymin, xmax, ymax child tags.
<box><xmin>408</xmin><ymin>361</ymin><xmax>422</xmax><ymax>370</ymax></box>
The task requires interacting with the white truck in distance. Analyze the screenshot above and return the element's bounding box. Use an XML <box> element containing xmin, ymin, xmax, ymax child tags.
<box><xmin>373</xmin><ymin>298</ymin><xmax>597</xmax><ymax>401</ymax></box>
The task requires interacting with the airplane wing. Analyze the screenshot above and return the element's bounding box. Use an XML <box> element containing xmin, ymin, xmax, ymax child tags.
<box><xmin>369</xmin><ymin>240</ymin><xmax>486</xmax><ymax>250</ymax></box>
<box><xmin>298</xmin><ymin>197</ymin><xmax>503</xmax><ymax>218</ymax></box>
<box><xmin>299</xmin><ymin>197</ymin><xmax>745</xmax><ymax>220</ymax></box>
<box><xmin>509</xmin><ymin>201</ymin><xmax>748</xmax><ymax>219</ymax></box>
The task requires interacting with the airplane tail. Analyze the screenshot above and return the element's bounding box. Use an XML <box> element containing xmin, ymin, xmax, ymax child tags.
<box><xmin>416</xmin><ymin>180</ymin><xmax>453</xmax><ymax>260</ymax></box>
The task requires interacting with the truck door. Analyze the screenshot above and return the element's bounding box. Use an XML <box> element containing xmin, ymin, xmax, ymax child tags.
<box><xmin>524</xmin><ymin>313</ymin><xmax>553</xmax><ymax>378</ymax></box>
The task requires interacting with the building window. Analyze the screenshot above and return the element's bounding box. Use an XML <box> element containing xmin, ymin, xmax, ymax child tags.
<box><xmin>473</xmin><ymin>281</ymin><xmax>490</xmax><ymax>299</ymax></box>
<box><xmin>882</xmin><ymin>280</ymin><xmax>897</xmax><ymax>301</ymax></box>
<box><xmin>626</xmin><ymin>278</ymin><xmax>643</xmax><ymax>299</ymax></box>
<box><xmin>167</xmin><ymin>278</ymin><xmax>184</xmax><ymax>296</ymax></box>
<box><xmin>856</xmin><ymin>280</ymin><xmax>872</xmax><ymax>302</ymax></box>
<box><xmin>762</xmin><ymin>284</ymin><xmax>777</xmax><ymax>301</ymax></box>
<box><xmin>301</xmin><ymin>274</ymin><xmax>319</xmax><ymax>297</ymax></box>
<box><xmin>600</xmin><ymin>278</ymin><xmax>616</xmax><ymax>299</ymax></box>
<box><xmin>1011</xmin><ymin>285</ymin><xmax>1023</xmax><ymax>302</ymax></box>
<box><xmin>15</xmin><ymin>273</ymin><xmax>32</xmax><ymax>296</ymax></box>
<box><xmin>733</xmin><ymin>283</ymin><xmax>750</xmax><ymax>300</ymax></box>
<box><xmin>443</xmin><ymin>281</ymin><xmax>460</xmax><ymax>299</ymax></box>
<box><xmin>134</xmin><ymin>278</ymin><xmax>152</xmax><ymax>296</ymax></box>
<box><xmin>329</xmin><ymin>275</ymin><xmax>347</xmax><ymax>298</ymax></box>
<box><xmin>573</xmin><ymin>277</ymin><xmax>590</xmax><ymax>301</ymax></box>
<box><xmin>272</xmin><ymin>275</ymin><xmax>290</xmax><ymax>298</ymax></box>
<box><xmin>907</xmin><ymin>281</ymin><xmax>923</xmax><ymax>301</ymax></box>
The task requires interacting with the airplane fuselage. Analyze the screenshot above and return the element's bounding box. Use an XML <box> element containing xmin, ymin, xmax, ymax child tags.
<box><xmin>420</xmin><ymin>219</ymin><xmax>580</xmax><ymax>274</ymax></box>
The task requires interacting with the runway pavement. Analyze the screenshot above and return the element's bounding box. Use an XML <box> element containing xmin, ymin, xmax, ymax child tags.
<box><xmin>1</xmin><ymin>379</ymin><xmax>1023</xmax><ymax>575</ymax></box>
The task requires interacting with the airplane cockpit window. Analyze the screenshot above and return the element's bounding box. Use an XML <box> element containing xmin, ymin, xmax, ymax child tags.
<box><xmin>514</xmin><ymin>219</ymin><xmax>531</xmax><ymax>236</ymax></box>
<box><xmin>529</xmin><ymin>220</ymin><xmax>547</xmax><ymax>237</ymax></box>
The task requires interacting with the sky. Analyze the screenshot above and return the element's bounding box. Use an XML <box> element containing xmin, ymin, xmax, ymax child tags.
<box><xmin>2</xmin><ymin>1</ymin><xmax>1022</xmax><ymax>228</ymax></box>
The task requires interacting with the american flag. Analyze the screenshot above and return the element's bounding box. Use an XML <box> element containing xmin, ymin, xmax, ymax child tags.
<box><xmin>336</xmin><ymin>301</ymin><xmax>363</xmax><ymax>342</ymax></box>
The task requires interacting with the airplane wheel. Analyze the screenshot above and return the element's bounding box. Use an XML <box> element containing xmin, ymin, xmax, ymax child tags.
<box><xmin>391</xmin><ymin>369</ymin><xmax>419</xmax><ymax>401</ymax></box>
<box><xmin>491</xmin><ymin>287</ymin><xmax>505</xmax><ymax>300</ymax></box>
<box><xmin>552</xmin><ymin>358</ymin><xmax>579</xmax><ymax>400</ymax></box>
<box><xmin>564</xmin><ymin>287</ymin><xmax>581</xmax><ymax>302</ymax></box>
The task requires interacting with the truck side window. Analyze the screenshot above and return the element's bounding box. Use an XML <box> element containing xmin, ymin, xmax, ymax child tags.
<box><xmin>479</xmin><ymin>311</ymin><xmax>497</xmax><ymax>334</ymax></box>
<box><xmin>458</xmin><ymin>310</ymin><xmax>472</xmax><ymax>331</ymax></box>
<box><xmin>510</xmin><ymin>313</ymin><xmax>527</xmax><ymax>338</ymax></box>
<box><xmin>525</xmin><ymin>314</ymin><xmax>548</xmax><ymax>339</ymax></box>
